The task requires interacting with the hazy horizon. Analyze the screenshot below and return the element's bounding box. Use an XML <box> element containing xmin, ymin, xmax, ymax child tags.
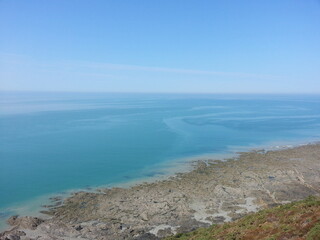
<box><xmin>2</xmin><ymin>90</ymin><xmax>320</xmax><ymax>95</ymax></box>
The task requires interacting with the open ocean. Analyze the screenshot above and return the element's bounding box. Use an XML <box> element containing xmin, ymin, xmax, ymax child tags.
<box><xmin>1</xmin><ymin>92</ymin><xmax>320</xmax><ymax>227</ymax></box>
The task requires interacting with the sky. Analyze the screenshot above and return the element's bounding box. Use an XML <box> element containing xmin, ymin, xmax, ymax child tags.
<box><xmin>0</xmin><ymin>0</ymin><xmax>320</xmax><ymax>93</ymax></box>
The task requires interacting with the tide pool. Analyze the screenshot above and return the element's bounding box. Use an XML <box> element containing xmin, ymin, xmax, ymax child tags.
<box><xmin>1</xmin><ymin>92</ymin><xmax>320</xmax><ymax>224</ymax></box>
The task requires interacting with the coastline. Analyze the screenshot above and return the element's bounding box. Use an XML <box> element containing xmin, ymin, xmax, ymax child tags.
<box><xmin>1</xmin><ymin>137</ymin><xmax>316</xmax><ymax>231</ymax></box>
<box><xmin>1</xmin><ymin>141</ymin><xmax>320</xmax><ymax>240</ymax></box>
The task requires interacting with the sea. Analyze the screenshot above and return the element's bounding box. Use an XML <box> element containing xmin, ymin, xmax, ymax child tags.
<box><xmin>1</xmin><ymin>92</ymin><xmax>320</xmax><ymax>229</ymax></box>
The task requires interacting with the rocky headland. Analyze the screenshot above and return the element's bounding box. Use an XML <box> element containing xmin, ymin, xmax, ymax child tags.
<box><xmin>1</xmin><ymin>143</ymin><xmax>320</xmax><ymax>240</ymax></box>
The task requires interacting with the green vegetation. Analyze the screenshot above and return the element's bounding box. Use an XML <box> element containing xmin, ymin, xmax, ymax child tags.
<box><xmin>165</xmin><ymin>196</ymin><xmax>320</xmax><ymax>240</ymax></box>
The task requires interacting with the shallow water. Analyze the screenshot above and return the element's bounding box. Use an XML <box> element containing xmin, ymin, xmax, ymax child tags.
<box><xmin>1</xmin><ymin>92</ymin><xmax>320</xmax><ymax>227</ymax></box>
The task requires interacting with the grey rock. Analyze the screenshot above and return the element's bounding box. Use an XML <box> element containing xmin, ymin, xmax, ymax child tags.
<box><xmin>1</xmin><ymin>143</ymin><xmax>320</xmax><ymax>240</ymax></box>
<box><xmin>133</xmin><ymin>233</ymin><xmax>159</xmax><ymax>240</ymax></box>
<box><xmin>7</xmin><ymin>216</ymin><xmax>43</xmax><ymax>230</ymax></box>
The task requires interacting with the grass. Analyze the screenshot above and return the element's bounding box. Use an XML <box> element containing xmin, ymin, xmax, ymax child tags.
<box><xmin>165</xmin><ymin>196</ymin><xmax>320</xmax><ymax>240</ymax></box>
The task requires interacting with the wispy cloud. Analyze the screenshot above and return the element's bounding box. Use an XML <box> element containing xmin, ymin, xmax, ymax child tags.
<box><xmin>75</xmin><ymin>61</ymin><xmax>282</xmax><ymax>81</ymax></box>
<box><xmin>0</xmin><ymin>53</ymin><xmax>282</xmax><ymax>81</ymax></box>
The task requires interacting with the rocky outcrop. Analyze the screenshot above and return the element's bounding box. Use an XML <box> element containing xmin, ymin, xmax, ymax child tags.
<box><xmin>7</xmin><ymin>216</ymin><xmax>43</xmax><ymax>230</ymax></box>
<box><xmin>1</xmin><ymin>143</ymin><xmax>320</xmax><ymax>240</ymax></box>
<box><xmin>0</xmin><ymin>229</ymin><xmax>27</xmax><ymax>240</ymax></box>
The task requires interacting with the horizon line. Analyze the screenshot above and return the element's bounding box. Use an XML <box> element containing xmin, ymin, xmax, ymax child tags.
<box><xmin>1</xmin><ymin>89</ymin><xmax>320</xmax><ymax>95</ymax></box>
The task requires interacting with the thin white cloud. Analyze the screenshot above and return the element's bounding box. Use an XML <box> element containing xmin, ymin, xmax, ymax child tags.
<box><xmin>0</xmin><ymin>53</ymin><xmax>282</xmax><ymax>81</ymax></box>
<box><xmin>72</xmin><ymin>61</ymin><xmax>283</xmax><ymax>81</ymax></box>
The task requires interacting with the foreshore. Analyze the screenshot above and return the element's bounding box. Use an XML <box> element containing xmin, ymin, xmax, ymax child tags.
<box><xmin>1</xmin><ymin>143</ymin><xmax>320</xmax><ymax>240</ymax></box>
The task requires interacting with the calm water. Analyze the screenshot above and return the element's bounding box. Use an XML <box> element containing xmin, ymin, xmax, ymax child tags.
<box><xmin>1</xmin><ymin>92</ymin><xmax>320</xmax><ymax>219</ymax></box>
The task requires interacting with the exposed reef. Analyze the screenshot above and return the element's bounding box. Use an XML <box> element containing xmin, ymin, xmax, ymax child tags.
<box><xmin>1</xmin><ymin>143</ymin><xmax>320</xmax><ymax>239</ymax></box>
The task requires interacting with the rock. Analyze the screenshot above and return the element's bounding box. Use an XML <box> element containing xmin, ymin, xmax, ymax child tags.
<box><xmin>49</xmin><ymin>197</ymin><xmax>62</xmax><ymax>202</ymax></box>
<box><xmin>4</xmin><ymin>234</ymin><xmax>20</xmax><ymax>240</ymax></box>
<box><xmin>6</xmin><ymin>216</ymin><xmax>18</xmax><ymax>226</ymax></box>
<box><xmin>39</xmin><ymin>210</ymin><xmax>54</xmax><ymax>216</ymax></box>
<box><xmin>157</xmin><ymin>228</ymin><xmax>173</xmax><ymax>238</ymax></box>
<box><xmin>133</xmin><ymin>233</ymin><xmax>160</xmax><ymax>240</ymax></box>
<box><xmin>0</xmin><ymin>230</ymin><xmax>26</xmax><ymax>240</ymax></box>
<box><xmin>11</xmin><ymin>231</ymin><xmax>25</xmax><ymax>237</ymax></box>
<box><xmin>7</xmin><ymin>216</ymin><xmax>44</xmax><ymax>230</ymax></box>
<box><xmin>74</xmin><ymin>225</ymin><xmax>83</xmax><ymax>231</ymax></box>
<box><xmin>140</xmin><ymin>212</ymin><xmax>149</xmax><ymax>221</ymax></box>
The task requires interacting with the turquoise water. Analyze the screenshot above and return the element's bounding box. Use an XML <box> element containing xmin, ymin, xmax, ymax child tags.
<box><xmin>1</xmin><ymin>92</ymin><xmax>320</xmax><ymax>219</ymax></box>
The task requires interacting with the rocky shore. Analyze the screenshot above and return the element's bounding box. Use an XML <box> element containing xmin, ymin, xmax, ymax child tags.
<box><xmin>1</xmin><ymin>143</ymin><xmax>320</xmax><ymax>240</ymax></box>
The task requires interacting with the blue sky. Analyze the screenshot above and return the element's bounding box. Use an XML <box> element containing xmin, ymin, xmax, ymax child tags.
<box><xmin>0</xmin><ymin>0</ymin><xmax>319</xmax><ymax>93</ymax></box>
